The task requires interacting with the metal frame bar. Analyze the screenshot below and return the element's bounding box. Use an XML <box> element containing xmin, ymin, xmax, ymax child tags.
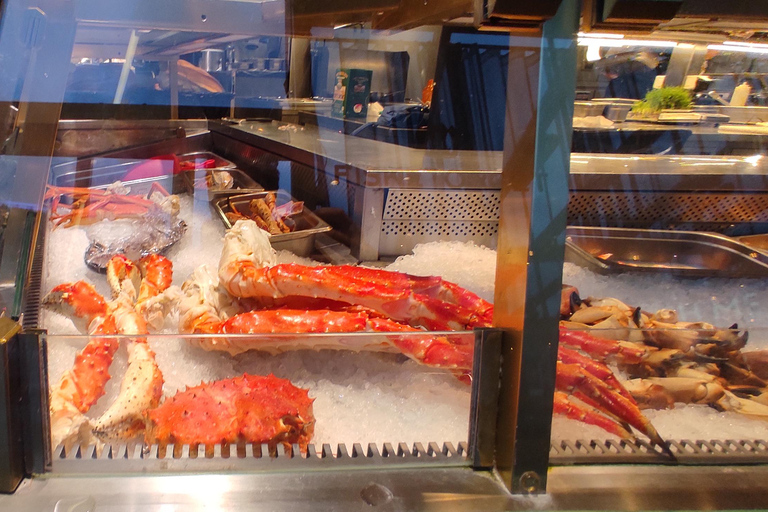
<box><xmin>18</xmin><ymin>330</ymin><xmax>49</xmax><ymax>476</ymax></box>
<box><xmin>492</xmin><ymin>0</ymin><xmax>578</xmax><ymax>493</ymax></box>
<box><xmin>468</xmin><ymin>328</ymin><xmax>503</xmax><ymax>469</ymax></box>
<box><xmin>0</xmin><ymin>318</ymin><xmax>22</xmax><ymax>493</ymax></box>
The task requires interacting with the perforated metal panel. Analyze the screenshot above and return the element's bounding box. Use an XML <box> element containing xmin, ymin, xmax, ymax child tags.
<box><xmin>378</xmin><ymin>189</ymin><xmax>500</xmax><ymax>256</ymax></box>
<box><xmin>383</xmin><ymin>190</ymin><xmax>501</xmax><ymax>221</ymax></box>
<box><xmin>568</xmin><ymin>191</ymin><xmax>768</xmax><ymax>233</ymax></box>
<box><xmin>375</xmin><ymin>188</ymin><xmax>768</xmax><ymax>257</ymax></box>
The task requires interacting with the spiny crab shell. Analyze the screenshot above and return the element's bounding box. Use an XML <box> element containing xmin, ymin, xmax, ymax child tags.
<box><xmin>144</xmin><ymin>374</ymin><xmax>315</xmax><ymax>449</ymax></box>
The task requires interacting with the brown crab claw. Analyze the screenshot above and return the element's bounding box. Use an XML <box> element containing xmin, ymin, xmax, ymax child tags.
<box><xmin>560</xmin><ymin>285</ymin><xmax>582</xmax><ymax>318</ymax></box>
<box><xmin>720</xmin><ymin>361</ymin><xmax>768</xmax><ymax>388</ymax></box>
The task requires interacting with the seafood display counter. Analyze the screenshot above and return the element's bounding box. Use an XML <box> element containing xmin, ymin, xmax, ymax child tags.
<box><xmin>4</xmin><ymin>0</ymin><xmax>768</xmax><ymax>508</ymax></box>
<box><xmin>5</xmin><ymin>118</ymin><xmax>768</xmax><ymax>501</ymax></box>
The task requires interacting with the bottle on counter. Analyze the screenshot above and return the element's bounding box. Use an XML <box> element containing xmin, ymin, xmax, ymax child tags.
<box><xmin>730</xmin><ymin>81</ymin><xmax>752</xmax><ymax>106</ymax></box>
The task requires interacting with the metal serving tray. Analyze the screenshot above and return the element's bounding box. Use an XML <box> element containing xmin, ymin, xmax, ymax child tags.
<box><xmin>52</xmin><ymin>162</ymin><xmax>185</xmax><ymax>198</ymax></box>
<box><xmin>177</xmin><ymin>151</ymin><xmax>235</xmax><ymax>170</ymax></box>
<box><xmin>52</xmin><ymin>158</ymin><xmax>143</xmax><ymax>188</ymax></box>
<box><xmin>182</xmin><ymin>169</ymin><xmax>263</xmax><ymax>202</ymax></box>
<box><xmin>565</xmin><ymin>226</ymin><xmax>768</xmax><ymax>278</ymax></box>
<box><xmin>214</xmin><ymin>190</ymin><xmax>332</xmax><ymax>257</ymax></box>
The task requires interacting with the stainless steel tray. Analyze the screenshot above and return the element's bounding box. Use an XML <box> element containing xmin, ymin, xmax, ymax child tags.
<box><xmin>736</xmin><ymin>234</ymin><xmax>768</xmax><ymax>255</ymax></box>
<box><xmin>52</xmin><ymin>158</ymin><xmax>142</xmax><ymax>188</ymax></box>
<box><xmin>214</xmin><ymin>190</ymin><xmax>332</xmax><ymax>257</ymax></box>
<box><xmin>52</xmin><ymin>160</ymin><xmax>185</xmax><ymax>198</ymax></box>
<box><xmin>51</xmin><ymin>151</ymin><xmax>237</xmax><ymax>197</ymax></box>
<box><xmin>565</xmin><ymin>227</ymin><xmax>768</xmax><ymax>278</ymax></box>
<box><xmin>178</xmin><ymin>151</ymin><xmax>235</xmax><ymax>170</ymax></box>
<box><xmin>182</xmin><ymin>169</ymin><xmax>263</xmax><ymax>202</ymax></box>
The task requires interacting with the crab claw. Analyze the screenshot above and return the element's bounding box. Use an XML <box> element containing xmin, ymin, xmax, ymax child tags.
<box><xmin>42</xmin><ymin>281</ymin><xmax>108</xmax><ymax>326</ymax></box>
<box><xmin>622</xmin><ymin>379</ymin><xmax>675</xmax><ymax>410</ymax></box>
<box><xmin>739</xmin><ymin>350</ymin><xmax>768</xmax><ymax>381</ymax></box>
<box><xmin>624</xmin><ymin>377</ymin><xmax>725</xmax><ymax>409</ymax></box>
<box><xmin>106</xmin><ymin>254</ymin><xmax>142</xmax><ymax>301</ymax></box>
<box><xmin>560</xmin><ymin>285</ymin><xmax>582</xmax><ymax>318</ymax></box>
<box><xmin>716</xmin><ymin>390</ymin><xmax>768</xmax><ymax>420</ymax></box>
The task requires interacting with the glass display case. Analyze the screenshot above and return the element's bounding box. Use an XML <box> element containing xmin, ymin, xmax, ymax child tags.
<box><xmin>1</xmin><ymin>0</ymin><xmax>768</xmax><ymax>509</ymax></box>
<box><xmin>552</xmin><ymin>2</ymin><xmax>768</xmax><ymax>486</ymax></box>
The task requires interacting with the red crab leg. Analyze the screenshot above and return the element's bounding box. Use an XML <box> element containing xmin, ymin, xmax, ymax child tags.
<box><xmin>43</xmin><ymin>281</ymin><xmax>118</xmax><ymax>447</ymax></box>
<box><xmin>312</xmin><ymin>265</ymin><xmax>494</xmax><ymax>326</ymax></box>
<box><xmin>367</xmin><ymin>317</ymin><xmax>473</xmax><ymax>371</ymax></box>
<box><xmin>45</xmin><ymin>256</ymin><xmax>167</xmax><ymax>445</ymax></box>
<box><xmin>145</xmin><ymin>374</ymin><xmax>314</xmax><ymax>449</ymax></box>
<box><xmin>50</xmin><ymin>190</ymin><xmax>162</xmax><ymax>227</ymax></box>
<box><xmin>559</xmin><ymin>327</ymin><xmax>647</xmax><ymax>364</ymax></box>
<box><xmin>220</xmin><ymin>263</ymin><xmax>490</xmax><ymax>331</ymax></box>
<box><xmin>209</xmin><ymin>308</ymin><xmax>474</xmax><ymax>373</ymax></box>
<box><xmin>556</xmin><ymin>361</ymin><xmax>664</xmax><ymax>446</ymax></box>
<box><xmin>553</xmin><ymin>391</ymin><xmax>633</xmax><ymax>440</ymax></box>
<box><xmin>558</xmin><ymin>346</ymin><xmax>636</xmax><ymax>404</ymax></box>
<box><xmin>56</xmin><ymin>331</ymin><xmax>120</xmax><ymax>414</ymax></box>
<box><xmin>91</xmin><ymin>297</ymin><xmax>163</xmax><ymax>441</ymax></box>
<box><xmin>145</xmin><ymin>181</ymin><xmax>172</xmax><ymax>199</ymax></box>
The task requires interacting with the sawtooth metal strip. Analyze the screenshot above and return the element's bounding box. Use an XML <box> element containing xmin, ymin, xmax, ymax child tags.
<box><xmin>50</xmin><ymin>441</ymin><xmax>470</xmax><ymax>474</ymax></box>
<box><xmin>48</xmin><ymin>438</ymin><xmax>768</xmax><ymax>473</ymax></box>
<box><xmin>550</xmin><ymin>439</ymin><xmax>768</xmax><ymax>465</ymax></box>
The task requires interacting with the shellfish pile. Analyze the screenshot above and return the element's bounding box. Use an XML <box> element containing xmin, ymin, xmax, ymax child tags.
<box><xmin>561</xmin><ymin>286</ymin><xmax>768</xmax><ymax>422</ymax></box>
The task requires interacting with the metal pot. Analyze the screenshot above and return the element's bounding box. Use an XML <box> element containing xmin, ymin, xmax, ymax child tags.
<box><xmin>200</xmin><ymin>49</ymin><xmax>225</xmax><ymax>72</ymax></box>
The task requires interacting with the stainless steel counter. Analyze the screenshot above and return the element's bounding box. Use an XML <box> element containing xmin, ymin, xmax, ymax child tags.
<box><xmin>212</xmin><ymin>120</ymin><xmax>768</xmax><ymax>192</ymax></box>
<box><xmin>569</xmin><ymin>153</ymin><xmax>768</xmax><ymax>191</ymax></box>
<box><xmin>211</xmin><ymin>120</ymin><xmax>503</xmax><ymax>190</ymax></box>
<box><xmin>3</xmin><ymin>465</ymin><xmax>768</xmax><ymax>510</ymax></box>
<box><xmin>208</xmin><ymin>120</ymin><xmax>768</xmax><ymax>258</ymax></box>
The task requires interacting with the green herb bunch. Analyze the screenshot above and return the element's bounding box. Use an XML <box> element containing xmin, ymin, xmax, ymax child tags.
<box><xmin>631</xmin><ymin>87</ymin><xmax>692</xmax><ymax>114</ymax></box>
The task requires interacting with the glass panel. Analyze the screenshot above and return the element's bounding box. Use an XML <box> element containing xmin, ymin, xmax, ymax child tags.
<box><xmin>2</xmin><ymin>0</ymin><xmax>531</xmax><ymax>464</ymax></box>
<box><xmin>573</xmin><ymin>36</ymin><xmax>768</xmax><ymax>155</ymax></box>
<box><xmin>45</xmin><ymin>331</ymin><xmax>474</xmax><ymax>453</ymax></box>
<box><xmin>558</xmin><ymin>30</ymin><xmax>768</xmax><ymax>458</ymax></box>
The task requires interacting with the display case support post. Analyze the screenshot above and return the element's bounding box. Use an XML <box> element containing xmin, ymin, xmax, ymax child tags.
<box><xmin>18</xmin><ymin>330</ymin><xmax>50</xmax><ymax>476</ymax></box>
<box><xmin>0</xmin><ymin>318</ymin><xmax>23</xmax><ymax>493</ymax></box>
<box><xmin>492</xmin><ymin>0</ymin><xmax>578</xmax><ymax>494</ymax></box>
<box><xmin>468</xmin><ymin>327</ymin><xmax>503</xmax><ymax>468</ymax></box>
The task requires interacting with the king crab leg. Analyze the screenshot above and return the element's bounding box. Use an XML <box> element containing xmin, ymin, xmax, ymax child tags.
<box><xmin>553</xmin><ymin>391</ymin><xmax>633</xmax><ymax>440</ymax></box>
<box><xmin>556</xmin><ymin>361</ymin><xmax>666</xmax><ymax>447</ymax></box>
<box><xmin>218</xmin><ymin>220</ymin><xmax>493</xmax><ymax>331</ymax></box>
<box><xmin>202</xmin><ymin>308</ymin><xmax>473</xmax><ymax>375</ymax></box>
<box><xmin>45</xmin><ymin>183</ymin><xmax>180</xmax><ymax>228</ymax></box>
<box><xmin>43</xmin><ymin>254</ymin><xmax>173</xmax><ymax>446</ymax></box>
<box><xmin>176</xmin><ymin>220</ymin><xmax>666</xmax><ymax>443</ymax></box>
